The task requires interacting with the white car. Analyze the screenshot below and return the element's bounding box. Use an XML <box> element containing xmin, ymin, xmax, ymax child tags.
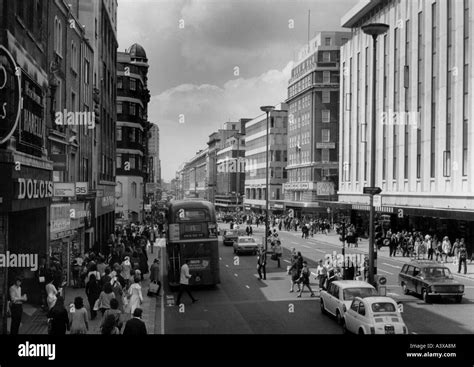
<box><xmin>320</xmin><ymin>280</ymin><xmax>377</xmax><ymax>324</ymax></box>
<box><xmin>342</xmin><ymin>296</ymin><xmax>408</xmax><ymax>335</ymax></box>
<box><xmin>233</xmin><ymin>236</ymin><xmax>259</xmax><ymax>255</ymax></box>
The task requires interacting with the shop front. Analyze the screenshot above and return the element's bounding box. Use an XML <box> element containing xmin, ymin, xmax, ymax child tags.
<box><xmin>0</xmin><ymin>163</ymin><xmax>52</xmax><ymax>305</ymax></box>
<box><xmin>95</xmin><ymin>185</ymin><xmax>116</xmax><ymax>254</ymax></box>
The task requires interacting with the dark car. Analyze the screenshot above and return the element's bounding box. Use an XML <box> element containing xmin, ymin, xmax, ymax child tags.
<box><xmin>223</xmin><ymin>215</ymin><xmax>234</xmax><ymax>223</ymax></box>
<box><xmin>398</xmin><ymin>260</ymin><xmax>464</xmax><ymax>303</ymax></box>
<box><xmin>222</xmin><ymin>229</ymin><xmax>242</xmax><ymax>246</ymax></box>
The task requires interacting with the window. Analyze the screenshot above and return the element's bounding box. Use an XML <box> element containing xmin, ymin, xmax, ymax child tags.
<box><xmin>116</xmin><ymin>154</ymin><xmax>122</xmax><ymax>168</ymax></box>
<box><xmin>270</xmin><ymin>117</ymin><xmax>274</xmax><ymax>128</ymax></box>
<box><xmin>117</xmin><ymin>102</ymin><xmax>122</xmax><ymax>114</ymax></box>
<box><xmin>322</xmin><ymin>129</ymin><xmax>330</xmax><ymax>142</ymax></box>
<box><xmin>275</xmin><ymin>150</ymin><xmax>281</xmax><ymax>161</ymax></box>
<box><xmin>130</xmin><ymin>103</ymin><xmax>136</xmax><ymax>116</ymax></box>
<box><xmin>323</xmin><ymin>71</ymin><xmax>330</xmax><ymax>84</ymax></box>
<box><xmin>117</xmin><ymin>76</ymin><xmax>122</xmax><ymax>89</ymax></box>
<box><xmin>130</xmin><ymin>78</ymin><xmax>136</xmax><ymax>91</ymax></box>
<box><xmin>129</xmin><ymin>128</ymin><xmax>135</xmax><ymax>142</ymax></box>
<box><xmin>323</xmin><ymin>51</ymin><xmax>330</xmax><ymax>62</ymax></box>
<box><xmin>131</xmin><ymin>182</ymin><xmax>137</xmax><ymax>198</ymax></box>
<box><xmin>54</xmin><ymin>17</ymin><xmax>63</xmax><ymax>56</ymax></box>
<box><xmin>358</xmin><ymin>303</ymin><xmax>366</xmax><ymax>316</ymax></box>
<box><xmin>322</xmin><ymin>110</ymin><xmax>330</xmax><ymax>123</ymax></box>
<box><xmin>322</xmin><ymin>90</ymin><xmax>330</xmax><ymax>103</ymax></box>
<box><xmin>84</xmin><ymin>60</ymin><xmax>90</xmax><ymax>85</ymax></box>
<box><xmin>116</xmin><ymin>127</ymin><xmax>122</xmax><ymax>141</ymax></box>
<box><xmin>321</xmin><ymin>149</ymin><xmax>330</xmax><ymax>163</ymax></box>
<box><xmin>351</xmin><ymin>301</ymin><xmax>359</xmax><ymax>312</ymax></box>
<box><xmin>325</xmin><ymin>37</ymin><xmax>331</xmax><ymax>46</ymax></box>
<box><xmin>71</xmin><ymin>42</ymin><xmax>78</xmax><ymax>72</ymax></box>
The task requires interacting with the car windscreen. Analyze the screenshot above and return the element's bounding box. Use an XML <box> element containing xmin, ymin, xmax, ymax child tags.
<box><xmin>423</xmin><ymin>267</ymin><xmax>452</xmax><ymax>278</ymax></box>
<box><xmin>343</xmin><ymin>287</ymin><xmax>378</xmax><ymax>301</ymax></box>
<box><xmin>226</xmin><ymin>231</ymin><xmax>234</xmax><ymax>236</ymax></box>
<box><xmin>371</xmin><ymin>302</ymin><xmax>396</xmax><ymax>313</ymax></box>
<box><xmin>239</xmin><ymin>238</ymin><xmax>256</xmax><ymax>243</ymax></box>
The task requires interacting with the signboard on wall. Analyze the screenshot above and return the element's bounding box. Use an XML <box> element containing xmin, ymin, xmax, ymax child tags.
<box><xmin>316</xmin><ymin>181</ymin><xmax>335</xmax><ymax>196</ymax></box>
<box><xmin>53</xmin><ymin>183</ymin><xmax>75</xmax><ymax>197</ymax></box>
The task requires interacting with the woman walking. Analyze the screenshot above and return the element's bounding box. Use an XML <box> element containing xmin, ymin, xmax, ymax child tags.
<box><xmin>69</xmin><ymin>297</ymin><xmax>89</xmax><ymax>334</ymax></box>
<box><xmin>85</xmin><ymin>273</ymin><xmax>100</xmax><ymax>320</ymax></box>
<box><xmin>45</xmin><ymin>279</ymin><xmax>58</xmax><ymax>310</ymax></box>
<box><xmin>101</xmin><ymin>298</ymin><xmax>123</xmax><ymax>332</ymax></box>
<box><xmin>101</xmin><ymin>314</ymin><xmax>120</xmax><ymax>335</ymax></box>
<box><xmin>297</xmin><ymin>262</ymin><xmax>316</xmax><ymax>298</ymax></box>
<box><xmin>98</xmin><ymin>282</ymin><xmax>116</xmax><ymax>318</ymax></box>
<box><xmin>128</xmin><ymin>276</ymin><xmax>143</xmax><ymax>315</ymax></box>
<box><xmin>47</xmin><ymin>296</ymin><xmax>69</xmax><ymax>335</ymax></box>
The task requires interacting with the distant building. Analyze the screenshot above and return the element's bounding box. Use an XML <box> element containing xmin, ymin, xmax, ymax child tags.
<box><xmin>284</xmin><ymin>31</ymin><xmax>351</xmax><ymax>217</ymax></box>
<box><xmin>115</xmin><ymin>44</ymin><xmax>151</xmax><ymax>223</ymax></box>
<box><xmin>244</xmin><ymin>103</ymin><xmax>288</xmax><ymax>214</ymax></box>
<box><xmin>148</xmin><ymin>124</ymin><xmax>161</xmax><ymax>200</ymax></box>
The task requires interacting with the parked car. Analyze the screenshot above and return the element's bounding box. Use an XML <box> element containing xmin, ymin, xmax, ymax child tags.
<box><xmin>320</xmin><ymin>280</ymin><xmax>378</xmax><ymax>324</ymax></box>
<box><xmin>233</xmin><ymin>236</ymin><xmax>259</xmax><ymax>255</ymax></box>
<box><xmin>222</xmin><ymin>229</ymin><xmax>242</xmax><ymax>246</ymax></box>
<box><xmin>398</xmin><ymin>260</ymin><xmax>464</xmax><ymax>303</ymax></box>
<box><xmin>342</xmin><ymin>296</ymin><xmax>408</xmax><ymax>335</ymax></box>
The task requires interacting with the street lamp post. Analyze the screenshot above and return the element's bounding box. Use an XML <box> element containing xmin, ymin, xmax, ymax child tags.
<box><xmin>362</xmin><ymin>23</ymin><xmax>389</xmax><ymax>285</ymax></box>
<box><xmin>260</xmin><ymin>105</ymin><xmax>275</xmax><ymax>255</ymax></box>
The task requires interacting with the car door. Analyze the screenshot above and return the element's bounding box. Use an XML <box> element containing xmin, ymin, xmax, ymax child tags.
<box><xmin>346</xmin><ymin>300</ymin><xmax>360</xmax><ymax>333</ymax></box>
<box><xmin>412</xmin><ymin>266</ymin><xmax>421</xmax><ymax>294</ymax></box>
<box><xmin>357</xmin><ymin>301</ymin><xmax>369</xmax><ymax>334</ymax></box>
<box><xmin>405</xmin><ymin>265</ymin><xmax>415</xmax><ymax>292</ymax></box>
<box><xmin>329</xmin><ymin>284</ymin><xmax>340</xmax><ymax>316</ymax></box>
<box><xmin>325</xmin><ymin>283</ymin><xmax>337</xmax><ymax>315</ymax></box>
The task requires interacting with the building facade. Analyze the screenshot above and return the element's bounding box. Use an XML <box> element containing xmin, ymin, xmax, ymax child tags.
<box><xmin>181</xmin><ymin>148</ymin><xmax>209</xmax><ymax>200</ymax></box>
<box><xmin>0</xmin><ymin>0</ymin><xmax>52</xmax><ymax>323</ymax></box>
<box><xmin>285</xmin><ymin>31</ymin><xmax>351</xmax><ymax>217</ymax></box>
<box><xmin>339</xmin><ymin>0</ymin><xmax>474</xmax><ymax>243</ymax></box>
<box><xmin>115</xmin><ymin>44</ymin><xmax>151</xmax><ymax>224</ymax></box>
<box><xmin>244</xmin><ymin>103</ymin><xmax>288</xmax><ymax>213</ymax></box>
<box><xmin>148</xmin><ymin>123</ymin><xmax>161</xmax><ymax>201</ymax></box>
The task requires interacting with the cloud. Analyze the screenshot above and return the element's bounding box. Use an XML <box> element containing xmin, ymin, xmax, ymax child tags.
<box><xmin>150</xmin><ymin>61</ymin><xmax>293</xmax><ymax>180</ymax></box>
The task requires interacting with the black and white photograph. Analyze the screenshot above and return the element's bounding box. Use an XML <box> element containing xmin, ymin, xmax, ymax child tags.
<box><xmin>1</xmin><ymin>0</ymin><xmax>474</xmax><ymax>363</ymax></box>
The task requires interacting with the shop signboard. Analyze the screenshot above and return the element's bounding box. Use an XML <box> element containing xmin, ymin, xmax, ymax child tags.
<box><xmin>316</xmin><ymin>181</ymin><xmax>335</xmax><ymax>196</ymax></box>
<box><xmin>51</xmin><ymin>203</ymin><xmax>71</xmax><ymax>234</ymax></box>
<box><xmin>0</xmin><ymin>45</ymin><xmax>22</xmax><ymax>145</ymax></box>
<box><xmin>53</xmin><ymin>183</ymin><xmax>75</xmax><ymax>197</ymax></box>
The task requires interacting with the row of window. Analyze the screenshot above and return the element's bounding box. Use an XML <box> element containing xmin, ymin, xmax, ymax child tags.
<box><xmin>117</xmin><ymin>76</ymin><xmax>143</xmax><ymax>92</ymax></box>
<box><xmin>246</xmin><ymin>187</ymin><xmax>282</xmax><ymax>201</ymax></box>
<box><xmin>289</xmin><ymin>71</ymin><xmax>334</xmax><ymax>98</ymax></box>
<box><xmin>116</xmin><ymin>126</ymin><xmax>146</xmax><ymax>145</ymax></box>
<box><xmin>117</xmin><ymin>101</ymin><xmax>145</xmax><ymax>119</ymax></box>
<box><xmin>116</xmin><ymin>153</ymin><xmax>143</xmax><ymax>171</ymax></box>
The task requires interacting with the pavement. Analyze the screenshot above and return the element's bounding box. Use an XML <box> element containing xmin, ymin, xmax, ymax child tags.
<box><xmin>274</xmin><ymin>227</ymin><xmax>474</xmax><ymax>280</ymax></box>
<box><xmin>12</xmin><ymin>243</ymin><xmax>159</xmax><ymax>335</ymax></box>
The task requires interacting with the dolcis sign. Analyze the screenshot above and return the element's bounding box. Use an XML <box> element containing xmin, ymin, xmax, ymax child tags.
<box><xmin>0</xmin><ymin>45</ymin><xmax>22</xmax><ymax>145</ymax></box>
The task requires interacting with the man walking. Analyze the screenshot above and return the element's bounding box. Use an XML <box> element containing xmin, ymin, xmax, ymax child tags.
<box><xmin>257</xmin><ymin>246</ymin><xmax>267</xmax><ymax>280</ymax></box>
<box><xmin>123</xmin><ymin>308</ymin><xmax>147</xmax><ymax>335</ymax></box>
<box><xmin>176</xmin><ymin>259</ymin><xmax>197</xmax><ymax>305</ymax></box>
<box><xmin>9</xmin><ymin>277</ymin><xmax>27</xmax><ymax>335</ymax></box>
<box><xmin>458</xmin><ymin>242</ymin><xmax>468</xmax><ymax>275</ymax></box>
<box><xmin>297</xmin><ymin>262</ymin><xmax>315</xmax><ymax>298</ymax></box>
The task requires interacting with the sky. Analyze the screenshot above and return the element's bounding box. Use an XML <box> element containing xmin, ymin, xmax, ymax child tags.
<box><xmin>117</xmin><ymin>0</ymin><xmax>359</xmax><ymax>181</ymax></box>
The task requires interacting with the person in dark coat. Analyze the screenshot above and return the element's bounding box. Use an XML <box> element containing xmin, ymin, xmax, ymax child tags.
<box><xmin>123</xmin><ymin>308</ymin><xmax>147</xmax><ymax>335</ymax></box>
<box><xmin>137</xmin><ymin>248</ymin><xmax>149</xmax><ymax>280</ymax></box>
<box><xmin>47</xmin><ymin>296</ymin><xmax>69</xmax><ymax>335</ymax></box>
<box><xmin>85</xmin><ymin>273</ymin><xmax>101</xmax><ymax>320</ymax></box>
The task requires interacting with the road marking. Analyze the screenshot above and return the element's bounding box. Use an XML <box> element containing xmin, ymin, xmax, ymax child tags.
<box><xmin>219</xmin><ymin>257</ymin><xmax>222</xmax><ymax>260</ymax></box>
<box><xmin>245</xmin><ymin>285</ymin><xmax>250</xmax><ymax>289</ymax></box>
<box><xmin>234</xmin><ymin>273</ymin><xmax>238</xmax><ymax>277</ymax></box>
<box><xmin>302</xmin><ymin>245</ymin><xmax>310</xmax><ymax>249</ymax></box>
<box><xmin>225</xmin><ymin>265</ymin><xmax>229</xmax><ymax>268</ymax></box>
<box><xmin>378</xmin><ymin>269</ymin><xmax>394</xmax><ymax>275</ymax></box>
<box><xmin>383</xmin><ymin>263</ymin><xmax>401</xmax><ymax>269</ymax></box>
<box><xmin>314</xmin><ymin>249</ymin><xmax>326</xmax><ymax>253</ymax></box>
<box><xmin>291</xmin><ymin>241</ymin><xmax>299</xmax><ymax>245</ymax></box>
<box><xmin>284</xmin><ymin>259</ymin><xmax>291</xmax><ymax>263</ymax></box>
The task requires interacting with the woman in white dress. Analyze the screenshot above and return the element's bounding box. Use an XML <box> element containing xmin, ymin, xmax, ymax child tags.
<box><xmin>128</xmin><ymin>276</ymin><xmax>143</xmax><ymax>315</ymax></box>
<box><xmin>45</xmin><ymin>280</ymin><xmax>58</xmax><ymax>310</ymax></box>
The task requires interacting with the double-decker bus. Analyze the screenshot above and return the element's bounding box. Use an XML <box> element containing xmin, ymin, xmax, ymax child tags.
<box><xmin>166</xmin><ymin>200</ymin><xmax>220</xmax><ymax>287</ymax></box>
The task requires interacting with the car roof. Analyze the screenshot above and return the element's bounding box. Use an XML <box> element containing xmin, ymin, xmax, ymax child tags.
<box><xmin>237</xmin><ymin>236</ymin><xmax>255</xmax><ymax>240</ymax></box>
<box><xmin>332</xmin><ymin>280</ymin><xmax>375</xmax><ymax>289</ymax></box>
<box><xmin>355</xmin><ymin>296</ymin><xmax>397</xmax><ymax>304</ymax></box>
<box><xmin>407</xmin><ymin>260</ymin><xmax>449</xmax><ymax>269</ymax></box>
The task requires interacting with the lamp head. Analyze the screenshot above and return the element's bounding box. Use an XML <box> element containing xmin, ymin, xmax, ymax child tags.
<box><xmin>260</xmin><ymin>105</ymin><xmax>275</xmax><ymax>113</ymax></box>
<box><xmin>362</xmin><ymin>23</ymin><xmax>389</xmax><ymax>37</ymax></box>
